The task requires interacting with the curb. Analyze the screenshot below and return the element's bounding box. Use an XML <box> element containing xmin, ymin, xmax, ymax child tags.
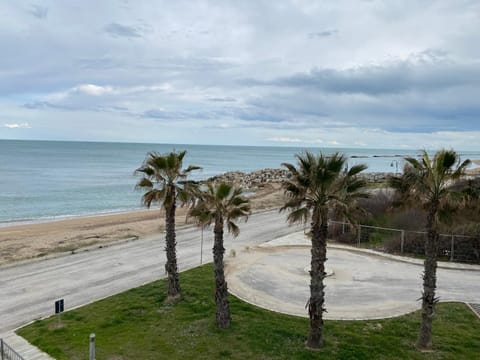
<box><xmin>466</xmin><ymin>303</ymin><xmax>480</xmax><ymax>321</ymax></box>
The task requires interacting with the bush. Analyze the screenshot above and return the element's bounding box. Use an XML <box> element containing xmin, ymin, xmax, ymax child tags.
<box><xmin>328</xmin><ymin>222</ymin><xmax>357</xmax><ymax>244</ymax></box>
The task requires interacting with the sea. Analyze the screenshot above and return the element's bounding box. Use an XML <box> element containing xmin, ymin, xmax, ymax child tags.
<box><xmin>1</xmin><ymin>139</ymin><xmax>479</xmax><ymax>226</ymax></box>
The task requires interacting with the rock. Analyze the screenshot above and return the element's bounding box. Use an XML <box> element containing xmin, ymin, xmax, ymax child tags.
<box><xmin>204</xmin><ymin>168</ymin><xmax>398</xmax><ymax>190</ymax></box>
<box><xmin>205</xmin><ymin>168</ymin><xmax>290</xmax><ymax>190</ymax></box>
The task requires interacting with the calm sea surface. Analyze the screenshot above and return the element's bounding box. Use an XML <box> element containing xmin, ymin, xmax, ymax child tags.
<box><xmin>1</xmin><ymin>140</ymin><xmax>479</xmax><ymax>225</ymax></box>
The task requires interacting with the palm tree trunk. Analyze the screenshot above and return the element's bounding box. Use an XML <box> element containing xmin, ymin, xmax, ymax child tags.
<box><xmin>306</xmin><ymin>210</ymin><xmax>328</xmax><ymax>349</ymax></box>
<box><xmin>416</xmin><ymin>205</ymin><xmax>439</xmax><ymax>350</ymax></box>
<box><xmin>213</xmin><ymin>216</ymin><xmax>231</xmax><ymax>328</ymax></box>
<box><xmin>165</xmin><ymin>201</ymin><xmax>180</xmax><ymax>299</ymax></box>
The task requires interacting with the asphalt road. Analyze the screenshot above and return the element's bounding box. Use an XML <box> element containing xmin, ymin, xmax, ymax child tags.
<box><xmin>0</xmin><ymin>209</ymin><xmax>301</xmax><ymax>335</ymax></box>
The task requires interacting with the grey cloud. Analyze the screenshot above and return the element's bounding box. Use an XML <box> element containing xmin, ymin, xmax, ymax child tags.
<box><xmin>23</xmin><ymin>101</ymin><xmax>47</xmax><ymax>109</ymax></box>
<box><xmin>248</xmin><ymin>97</ymin><xmax>329</xmax><ymax>119</ymax></box>
<box><xmin>23</xmin><ymin>100</ymin><xmax>132</xmax><ymax>114</ymax></box>
<box><xmin>206</xmin><ymin>97</ymin><xmax>236</xmax><ymax>102</ymax></box>
<box><xmin>223</xmin><ymin>108</ymin><xmax>286</xmax><ymax>123</ymax></box>
<box><xmin>247</xmin><ymin>86</ymin><xmax>480</xmax><ymax>133</ymax></box>
<box><xmin>76</xmin><ymin>57</ymin><xmax>124</xmax><ymax>70</ymax></box>
<box><xmin>143</xmin><ymin>109</ymin><xmax>186</xmax><ymax>120</ymax></box>
<box><xmin>23</xmin><ymin>101</ymin><xmax>74</xmax><ymax>111</ymax></box>
<box><xmin>260</xmin><ymin>58</ymin><xmax>480</xmax><ymax>96</ymax></box>
<box><xmin>142</xmin><ymin>106</ymin><xmax>289</xmax><ymax>124</ymax></box>
<box><xmin>135</xmin><ymin>56</ymin><xmax>237</xmax><ymax>73</ymax></box>
<box><xmin>28</xmin><ymin>4</ymin><xmax>48</xmax><ymax>19</ymax></box>
<box><xmin>308</xmin><ymin>30</ymin><xmax>338</xmax><ymax>39</ymax></box>
<box><xmin>104</xmin><ymin>23</ymin><xmax>142</xmax><ymax>38</ymax></box>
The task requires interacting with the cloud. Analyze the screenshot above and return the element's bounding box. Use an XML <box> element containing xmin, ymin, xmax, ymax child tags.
<box><xmin>76</xmin><ymin>84</ymin><xmax>114</xmax><ymax>96</ymax></box>
<box><xmin>75</xmin><ymin>57</ymin><xmax>122</xmax><ymax>70</ymax></box>
<box><xmin>142</xmin><ymin>109</ymin><xmax>184</xmax><ymax>120</ymax></box>
<box><xmin>267</xmin><ymin>137</ymin><xmax>303</xmax><ymax>143</ymax></box>
<box><xmin>28</xmin><ymin>4</ymin><xmax>48</xmax><ymax>19</ymax></box>
<box><xmin>4</xmin><ymin>123</ymin><xmax>31</xmax><ymax>129</ymax></box>
<box><xmin>206</xmin><ymin>97</ymin><xmax>236</xmax><ymax>102</ymax></box>
<box><xmin>252</xmin><ymin>52</ymin><xmax>480</xmax><ymax>96</ymax></box>
<box><xmin>307</xmin><ymin>30</ymin><xmax>338</xmax><ymax>39</ymax></box>
<box><xmin>25</xmin><ymin>83</ymin><xmax>173</xmax><ymax>109</ymax></box>
<box><xmin>104</xmin><ymin>23</ymin><xmax>142</xmax><ymax>38</ymax></box>
<box><xmin>1</xmin><ymin>1</ymin><xmax>480</xmax><ymax>148</ymax></box>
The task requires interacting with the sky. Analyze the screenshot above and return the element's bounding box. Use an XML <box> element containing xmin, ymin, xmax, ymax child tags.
<box><xmin>1</xmin><ymin>0</ymin><xmax>480</xmax><ymax>150</ymax></box>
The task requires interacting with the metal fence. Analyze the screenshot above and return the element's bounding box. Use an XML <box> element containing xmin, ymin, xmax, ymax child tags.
<box><xmin>0</xmin><ymin>339</ymin><xmax>25</xmax><ymax>360</ymax></box>
<box><xmin>328</xmin><ymin>220</ymin><xmax>480</xmax><ymax>264</ymax></box>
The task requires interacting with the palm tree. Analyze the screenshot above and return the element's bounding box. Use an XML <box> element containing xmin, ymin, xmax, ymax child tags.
<box><xmin>136</xmin><ymin>150</ymin><xmax>201</xmax><ymax>299</ymax></box>
<box><xmin>189</xmin><ymin>182</ymin><xmax>251</xmax><ymax>328</ymax></box>
<box><xmin>281</xmin><ymin>151</ymin><xmax>368</xmax><ymax>349</ymax></box>
<box><xmin>389</xmin><ymin>149</ymin><xmax>470</xmax><ymax>350</ymax></box>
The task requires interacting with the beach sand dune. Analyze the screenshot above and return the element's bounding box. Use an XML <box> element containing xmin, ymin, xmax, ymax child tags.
<box><xmin>0</xmin><ymin>183</ymin><xmax>284</xmax><ymax>266</ymax></box>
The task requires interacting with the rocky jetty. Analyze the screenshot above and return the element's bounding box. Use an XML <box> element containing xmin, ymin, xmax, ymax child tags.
<box><xmin>359</xmin><ymin>172</ymin><xmax>394</xmax><ymax>183</ymax></box>
<box><xmin>206</xmin><ymin>168</ymin><xmax>395</xmax><ymax>190</ymax></box>
<box><xmin>207</xmin><ymin>168</ymin><xmax>290</xmax><ymax>190</ymax></box>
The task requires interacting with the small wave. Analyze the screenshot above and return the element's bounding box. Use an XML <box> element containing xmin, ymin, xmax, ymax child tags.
<box><xmin>0</xmin><ymin>207</ymin><xmax>146</xmax><ymax>228</ymax></box>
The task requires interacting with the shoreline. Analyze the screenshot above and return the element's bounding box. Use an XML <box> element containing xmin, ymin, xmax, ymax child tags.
<box><xmin>1</xmin><ymin>164</ymin><xmax>479</xmax><ymax>266</ymax></box>
<box><xmin>0</xmin><ymin>208</ymin><xmax>163</xmax><ymax>266</ymax></box>
<box><xmin>3</xmin><ymin>163</ymin><xmax>479</xmax><ymax>229</ymax></box>
<box><xmin>0</xmin><ymin>182</ymin><xmax>285</xmax><ymax>266</ymax></box>
<box><xmin>0</xmin><ymin>207</ymin><xmax>148</xmax><ymax>229</ymax></box>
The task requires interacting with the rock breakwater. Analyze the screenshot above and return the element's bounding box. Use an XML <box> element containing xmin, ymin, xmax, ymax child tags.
<box><xmin>207</xmin><ymin>168</ymin><xmax>395</xmax><ymax>190</ymax></box>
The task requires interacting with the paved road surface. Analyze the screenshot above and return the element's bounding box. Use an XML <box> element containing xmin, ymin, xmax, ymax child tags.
<box><xmin>226</xmin><ymin>239</ymin><xmax>480</xmax><ymax>320</ymax></box>
<box><xmin>0</xmin><ymin>210</ymin><xmax>301</xmax><ymax>335</ymax></box>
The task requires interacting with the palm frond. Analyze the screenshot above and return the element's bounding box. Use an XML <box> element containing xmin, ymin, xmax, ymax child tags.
<box><xmin>347</xmin><ymin>164</ymin><xmax>368</xmax><ymax>177</ymax></box>
<box><xmin>135</xmin><ymin>177</ymin><xmax>153</xmax><ymax>190</ymax></box>
<box><xmin>135</xmin><ymin>166</ymin><xmax>155</xmax><ymax>177</ymax></box>
<box><xmin>176</xmin><ymin>150</ymin><xmax>187</xmax><ymax>162</ymax></box>
<box><xmin>405</xmin><ymin>156</ymin><xmax>422</xmax><ymax>171</ymax></box>
<box><xmin>227</xmin><ymin>221</ymin><xmax>240</xmax><ymax>237</ymax></box>
<box><xmin>142</xmin><ymin>189</ymin><xmax>165</xmax><ymax>208</ymax></box>
<box><xmin>183</xmin><ymin>165</ymin><xmax>202</xmax><ymax>174</ymax></box>
<box><xmin>451</xmin><ymin>159</ymin><xmax>471</xmax><ymax>179</ymax></box>
<box><xmin>286</xmin><ymin>207</ymin><xmax>309</xmax><ymax>225</ymax></box>
<box><xmin>394</xmin><ymin>149</ymin><xmax>471</xmax><ymax>227</ymax></box>
<box><xmin>189</xmin><ymin>181</ymin><xmax>250</xmax><ymax>238</ymax></box>
<box><xmin>282</xmin><ymin>162</ymin><xmax>298</xmax><ymax>176</ymax></box>
<box><xmin>135</xmin><ymin>150</ymin><xmax>200</xmax><ymax>210</ymax></box>
<box><xmin>216</xmin><ymin>182</ymin><xmax>233</xmax><ymax>201</ymax></box>
<box><xmin>281</xmin><ymin>151</ymin><xmax>367</xmax><ymax>230</ymax></box>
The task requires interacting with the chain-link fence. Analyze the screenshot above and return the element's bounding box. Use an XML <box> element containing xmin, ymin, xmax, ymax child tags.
<box><xmin>328</xmin><ymin>220</ymin><xmax>480</xmax><ymax>264</ymax></box>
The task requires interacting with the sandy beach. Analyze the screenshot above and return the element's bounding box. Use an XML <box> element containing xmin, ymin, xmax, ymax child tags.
<box><xmin>2</xmin><ymin>160</ymin><xmax>479</xmax><ymax>267</ymax></box>
<box><xmin>471</xmin><ymin>160</ymin><xmax>480</xmax><ymax>174</ymax></box>
<box><xmin>0</xmin><ymin>183</ymin><xmax>285</xmax><ymax>266</ymax></box>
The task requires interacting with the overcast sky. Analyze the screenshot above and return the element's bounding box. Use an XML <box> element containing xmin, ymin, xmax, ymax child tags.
<box><xmin>1</xmin><ymin>0</ymin><xmax>480</xmax><ymax>149</ymax></box>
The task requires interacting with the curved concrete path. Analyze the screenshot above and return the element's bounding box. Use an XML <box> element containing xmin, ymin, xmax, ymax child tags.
<box><xmin>226</xmin><ymin>232</ymin><xmax>480</xmax><ymax>320</ymax></box>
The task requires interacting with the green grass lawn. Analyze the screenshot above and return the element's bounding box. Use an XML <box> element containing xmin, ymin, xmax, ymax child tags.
<box><xmin>18</xmin><ymin>264</ymin><xmax>480</xmax><ymax>360</ymax></box>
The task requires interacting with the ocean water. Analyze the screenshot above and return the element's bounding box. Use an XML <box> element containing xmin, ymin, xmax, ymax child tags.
<box><xmin>1</xmin><ymin>140</ymin><xmax>479</xmax><ymax>225</ymax></box>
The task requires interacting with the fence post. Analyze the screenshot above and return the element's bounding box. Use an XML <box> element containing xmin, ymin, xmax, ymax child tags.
<box><xmin>89</xmin><ymin>333</ymin><xmax>96</xmax><ymax>360</ymax></box>
<box><xmin>400</xmin><ymin>230</ymin><xmax>405</xmax><ymax>255</ymax></box>
<box><xmin>357</xmin><ymin>226</ymin><xmax>361</xmax><ymax>247</ymax></box>
<box><xmin>200</xmin><ymin>227</ymin><xmax>203</xmax><ymax>265</ymax></box>
<box><xmin>1</xmin><ymin>338</ymin><xmax>4</xmax><ymax>360</ymax></box>
<box><xmin>450</xmin><ymin>235</ymin><xmax>455</xmax><ymax>262</ymax></box>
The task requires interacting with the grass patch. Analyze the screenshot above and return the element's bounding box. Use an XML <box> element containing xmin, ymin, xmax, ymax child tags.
<box><xmin>17</xmin><ymin>264</ymin><xmax>480</xmax><ymax>359</ymax></box>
